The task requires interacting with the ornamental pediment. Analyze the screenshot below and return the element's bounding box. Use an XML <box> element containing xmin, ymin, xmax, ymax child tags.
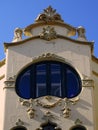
<box><xmin>35</xmin><ymin>6</ymin><xmax>64</xmax><ymax>23</ymax></box>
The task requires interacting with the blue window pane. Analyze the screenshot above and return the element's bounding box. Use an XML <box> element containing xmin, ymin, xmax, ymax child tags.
<box><xmin>66</xmin><ymin>69</ymin><xmax>81</xmax><ymax>98</ymax></box>
<box><xmin>36</xmin><ymin>64</ymin><xmax>47</xmax><ymax>97</ymax></box>
<box><xmin>17</xmin><ymin>70</ymin><xmax>31</xmax><ymax>99</ymax></box>
<box><xmin>51</xmin><ymin>64</ymin><xmax>62</xmax><ymax>97</ymax></box>
<box><xmin>16</xmin><ymin>61</ymin><xmax>82</xmax><ymax>99</ymax></box>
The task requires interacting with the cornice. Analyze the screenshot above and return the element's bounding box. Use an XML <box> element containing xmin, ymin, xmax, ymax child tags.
<box><xmin>92</xmin><ymin>71</ymin><xmax>98</xmax><ymax>77</ymax></box>
<box><xmin>92</xmin><ymin>55</ymin><xmax>98</xmax><ymax>64</ymax></box>
<box><xmin>4</xmin><ymin>35</ymin><xmax>94</xmax><ymax>51</ymax></box>
<box><xmin>0</xmin><ymin>59</ymin><xmax>6</xmax><ymax>67</ymax></box>
<box><xmin>24</xmin><ymin>21</ymin><xmax>76</xmax><ymax>33</ymax></box>
<box><xmin>0</xmin><ymin>74</ymin><xmax>5</xmax><ymax>80</ymax></box>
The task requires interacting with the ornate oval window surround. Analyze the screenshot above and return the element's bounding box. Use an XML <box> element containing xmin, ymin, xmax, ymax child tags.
<box><xmin>15</xmin><ymin>54</ymin><xmax>82</xmax><ymax>99</ymax></box>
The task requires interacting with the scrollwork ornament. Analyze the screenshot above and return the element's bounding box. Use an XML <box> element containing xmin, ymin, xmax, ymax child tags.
<box><xmin>35</xmin><ymin>6</ymin><xmax>64</xmax><ymax>22</ymax></box>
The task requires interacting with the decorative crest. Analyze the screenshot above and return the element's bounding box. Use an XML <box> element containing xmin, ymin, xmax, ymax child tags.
<box><xmin>35</xmin><ymin>6</ymin><xmax>64</xmax><ymax>22</ymax></box>
<box><xmin>40</xmin><ymin>26</ymin><xmax>57</xmax><ymax>41</ymax></box>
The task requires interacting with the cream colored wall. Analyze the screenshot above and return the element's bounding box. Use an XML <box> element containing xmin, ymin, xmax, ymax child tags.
<box><xmin>6</xmin><ymin>39</ymin><xmax>91</xmax><ymax>78</ymax></box>
<box><xmin>3</xmin><ymin>37</ymin><xmax>95</xmax><ymax>130</ymax></box>
<box><xmin>3</xmin><ymin>87</ymin><xmax>94</xmax><ymax>130</ymax></box>
<box><xmin>0</xmin><ymin>64</ymin><xmax>5</xmax><ymax>78</ymax></box>
<box><xmin>30</xmin><ymin>25</ymin><xmax>70</xmax><ymax>37</ymax></box>
<box><xmin>92</xmin><ymin>60</ymin><xmax>98</xmax><ymax>130</ymax></box>
<box><xmin>0</xmin><ymin>64</ymin><xmax>6</xmax><ymax>130</ymax></box>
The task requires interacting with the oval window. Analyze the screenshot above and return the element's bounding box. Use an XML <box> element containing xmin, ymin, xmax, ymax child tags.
<box><xmin>15</xmin><ymin>61</ymin><xmax>82</xmax><ymax>99</ymax></box>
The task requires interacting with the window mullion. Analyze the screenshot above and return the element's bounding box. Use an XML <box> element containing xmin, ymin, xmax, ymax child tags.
<box><xmin>61</xmin><ymin>64</ymin><xmax>67</xmax><ymax>98</ymax></box>
<box><xmin>46</xmin><ymin>63</ymin><xmax>51</xmax><ymax>95</ymax></box>
<box><xmin>31</xmin><ymin>65</ymin><xmax>36</xmax><ymax>98</ymax></box>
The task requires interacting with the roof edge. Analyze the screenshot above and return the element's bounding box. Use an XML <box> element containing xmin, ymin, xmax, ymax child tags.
<box><xmin>24</xmin><ymin>21</ymin><xmax>76</xmax><ymax>36</ymax></box>
<box><xmin>0</xmin><ymin>59</ymin><xmax>6</xmax><ymax>67</ymax></box>
<box><xmin>92</xmin><ymin>55</ymin><xmax>98</xmax><ymax>64</ymax></box>
<box><xmin>4</xmin><ymin>35</ymin><xmax>94</xmax><ymax>51</ymax></box>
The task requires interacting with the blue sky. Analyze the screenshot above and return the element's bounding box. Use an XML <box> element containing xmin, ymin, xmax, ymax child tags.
<box><xmin>0</xmin><ymin>0</ymin><xmax>98</xmax><ymax>60</ymax></box>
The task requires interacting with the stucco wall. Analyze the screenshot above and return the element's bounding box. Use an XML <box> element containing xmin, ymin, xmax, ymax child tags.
<box><xmin>6</xmin><ymin>38</ymin><xmax>91</xmax><ymax>78</ymax></box>
<box><xmin>0</xmin><ymin>64</ymin><xmax>6</xmax><ymax>130</ymax></box>
<box><xmin>2</xmin><ymin>37</ymin><xmax>95</xmax><ymax>130</ymax></box>
<box><xmin>92</xmin><ymin>59</ymin><xmax>98</xmax><ymax>129</ymax></box>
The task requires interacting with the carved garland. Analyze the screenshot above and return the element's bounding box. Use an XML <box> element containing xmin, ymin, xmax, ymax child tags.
<box><xmin>19</xmin><ymin>96</ymin><xmax>80</xmax><ymax>119</ymax></box>
<box><xmin>36</xmin><ymin>97</ymin><xmax>62</xmax><ymax>108</ymax></box>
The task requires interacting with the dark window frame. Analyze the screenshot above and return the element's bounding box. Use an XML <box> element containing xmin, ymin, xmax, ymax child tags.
<box><xmin>15</xmin><ymin>60</ymin><xmax>82</xmax><ymax>99</ymax></box>
<box><xmin>10</xmin><ymin>126</ymin><xmax>27</xmax><ymax>130</ymax></box>
<box><xmin>70</xmin><ymin>125</ymin><xmax>87</xmax><ymax>130</ymax></box>
<box><xmin>40</xmin><ymin>121</ymin><xmax>61</xmax><ymax>130</ymax></box>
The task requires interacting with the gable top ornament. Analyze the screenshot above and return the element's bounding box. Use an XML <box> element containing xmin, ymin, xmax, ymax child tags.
<box><xmin>35</xmin><ymin>6</ymin><xmax>64</xmax><ymax>23</ymax></box>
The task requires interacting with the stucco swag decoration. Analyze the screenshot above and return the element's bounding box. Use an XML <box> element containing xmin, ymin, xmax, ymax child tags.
<box><xmin>35</xmin><ymin>6</ymin><xmax>64</xmax><ymax>23</ymax></box>
<box><xmin>19</xmin><ymin>96</ymin><xmax>79</xmax><ymax>119</ymax></box>
<box><xmin>40</xmin><ymin>26</ymin><xmax>57</xmax><ymax>41</ymax></box>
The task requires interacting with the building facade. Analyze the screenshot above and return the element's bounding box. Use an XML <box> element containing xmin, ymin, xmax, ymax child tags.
<box><xmin>0</xmin><ymin>6</ymin><xmax>98</xmax><ymax>130</ymax></box>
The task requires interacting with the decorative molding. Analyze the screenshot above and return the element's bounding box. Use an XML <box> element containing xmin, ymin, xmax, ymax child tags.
<box><xmin>61</xmin><ymin>98</ymin><xmax>71</xmax><ymax>118</ymax></box>
<box><xmin>82</xmin><ymin>75</ymin><xmax>94</xmax><ymax>87</ymax></box>
<box><xmin>0</xmin><ymin>74</ymin><xmax>5</xmax><ymax>80</ymax></box>
<box><xmin>19</xmin><ymin>96</ymin><xmax>80</xmax><ymax>119</ymax></box>
<box><xmin>82</xmin><ymin>79</ymin><xmax>94</xmax><ymax>87</ymax></box>
<box><xmin>4</xmin><ymin>34</ymin><xmax>93</xmax><ymax>52</ymax></box>
<box><xmin>4</xmin><ymin>76</ymin><xmax>16</xmax><ymax>88</ymax></box>
<box><xmin>35</xmin><ymin>6</ymin><xmax>64</xmax><ymax>23</ymax></box>
<box><xmin>40</xmin><ymin>26</ymin><xmax>57</xmax><ymax>41</ymax></box>
<box><xmin>8</xmin><ymin>76</ymin><xmax>16</xmax><ymax>81</ymax></box>
<box><xmin>36</xmin><ymin>97</ymin><xmax>62</xmax><ymax>109</ymax></box>
<box><xmin>32</xmin><ymin>53</ymin><xmax>65</xmax><ymax>64</ymax></box>
<box><xmin>4</xmin><ymin>80</ymin><xmax>15</xmax><ymax>88</ymax></box>
<box><xmin>27</xmin><ymin>107</ymin><xmax>35</xmax><ymax>119</ymax></box>
<box><xmin>42</xmin><ymin>111</ymin><xmax>57</xmax><ymax>121</ymax></box>
<box><xmin>92</xmin><ymin>71</ymin><xmax>98</xmax><ymax>77</ymax></box>
<box><xmin>75</xmin><ymin>118</ymin><xmax>83</xmax><ymax>125</ymax></box>
<box><xmin>92</xmin><ymin>55</ymin><xmax>98</xmax><ymax>64</ymax></box>
<box><xmin>69</xmin><ymin>97</ymin><xmax>80</xmax><ymax>105</ymax></box>
<box><xmin>0</xmin><ymin>59</ymin><xmax>6</xmax><ymax>67</ymax></box>
<box><xmin>16</xmin><ymin>119</ymin><xmax>24</xmax><ymax>126</ymax></box>
<box><xmin>19</xmin><ymin>98</ymin><xmax>35</xmax><ymax>119</ymax></box>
